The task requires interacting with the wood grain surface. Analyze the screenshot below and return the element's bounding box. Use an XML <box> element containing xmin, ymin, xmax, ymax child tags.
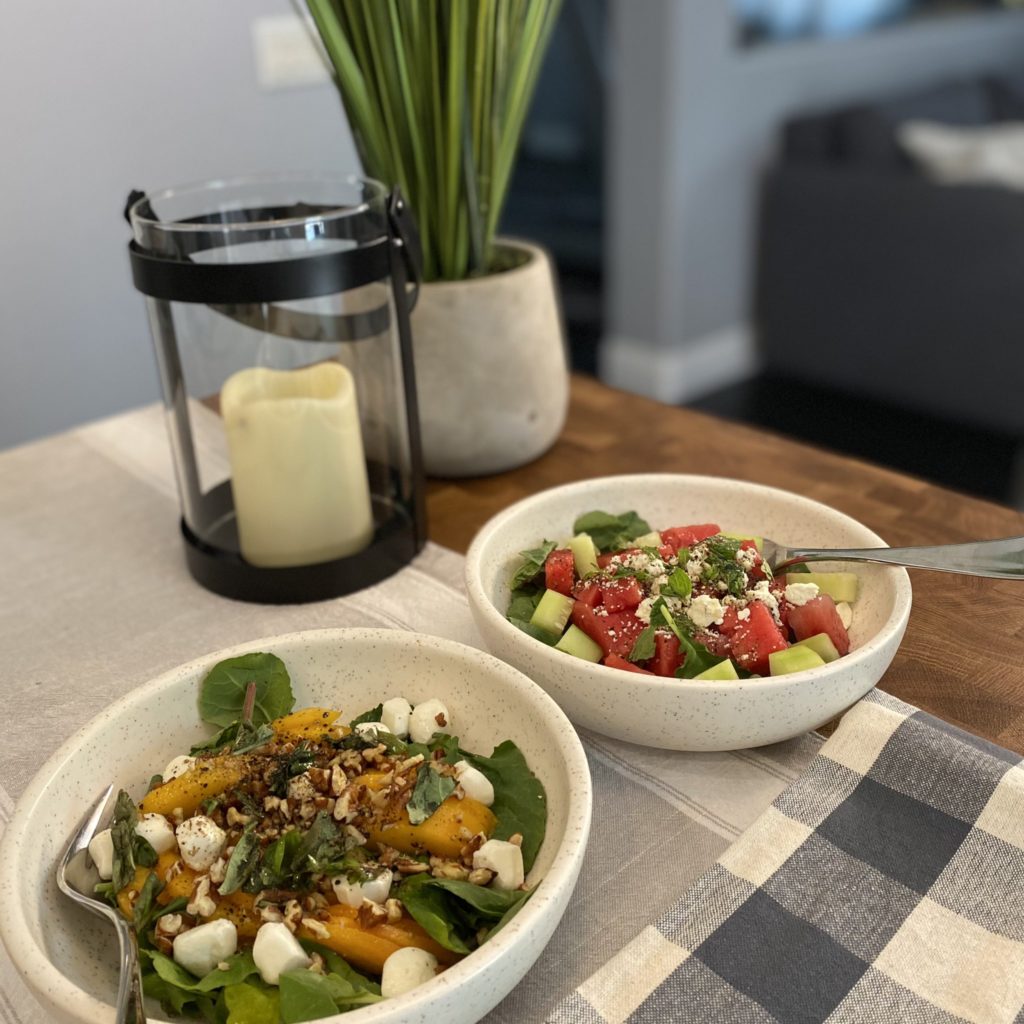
<box><xmin>427</xmin><ymin>374</ymin><xmax>1024</xmax><ymax>754</ymax></box>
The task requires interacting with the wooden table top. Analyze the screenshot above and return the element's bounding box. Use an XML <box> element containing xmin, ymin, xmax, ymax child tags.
<box><xmin>427</xmin><ymin>374</ymin><xmax>1024</xmax><ymax>754</ymax></box>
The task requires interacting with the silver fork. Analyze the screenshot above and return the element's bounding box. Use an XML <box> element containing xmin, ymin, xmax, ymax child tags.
<box><xmin>56</xmin><ymin>785</ymin><xmax>147</xmax><ymax>1024</ymax></box>
<box><xmin>763</xmin><ymin>534</ymin><xmax>1024</xmax><ymax>579</ymax></box>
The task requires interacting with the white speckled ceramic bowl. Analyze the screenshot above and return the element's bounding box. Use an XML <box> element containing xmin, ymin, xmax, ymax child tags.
<box><xmin>466</xmin><ymin>474</ymin><xmax>913</xmax><ymax>751</ymax></box>
<box><xmin>0</xmin><ymin>629</ymin><xmax>591</xmax><ymax>1024</ymax></box>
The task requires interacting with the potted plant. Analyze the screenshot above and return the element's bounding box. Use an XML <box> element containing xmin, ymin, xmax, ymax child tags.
<box><xmin>307</xmin><ymin>0</ymin><xmax>568</xmax><ymax>477</ymax></box>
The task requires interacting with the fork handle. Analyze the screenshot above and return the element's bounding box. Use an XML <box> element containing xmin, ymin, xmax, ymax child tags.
<box><xmin>782</xmin><ymin>536</ymin><xmax>1024</xmax><ymax>580</ymax></box>
<box><xmin>113</xmin><ymin>917</ymin><xmax>147</xmax><ymax>1024</ymax></box>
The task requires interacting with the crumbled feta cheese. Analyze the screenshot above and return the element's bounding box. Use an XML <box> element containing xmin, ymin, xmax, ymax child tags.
<box><xmin>737</xmin><ymin>607</ymin><xmax>751</xmax><ymax>621</ymax></box>
<box><xmin>687</xmin><ymin>595</ymin><xmax>725</xmax><ymax>629</ymax></box>
<box><xmin>735</xmin><ymin>546</ymin><xmax>758</xmax><ymax>570</ymax></box>
<box><xmin>381</xmin><ymin>947</ymin><xmax>439</xmax><ymax>998</ymax></box>
<box><xmin>635</xmin><ymin>597</ymin><xmax>654</xmax><ymax>624</ymax></box>
<box><xmin>747</xmin><ymin>580</ymin><xmax>780</xmax><ymax>621</ymax></box>
<box><xmin>836</xmin><ymin>601</ymin><xmax>853</xmax><ymax>630</ymax></box>
<box><xmin>784</xmin><ymin>582</ymin><xmax>820</xmax><ymax>607</ymax></box>
<box><xmin>685</xmin><ymin>554</ymin><xmax>705</xmax><ymax>579</ymax></box>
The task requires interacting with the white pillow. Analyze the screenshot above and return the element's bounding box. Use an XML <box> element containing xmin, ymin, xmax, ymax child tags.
<box><xmin>897</xmin><ymin>120</ymin><xmax>1024</xmax><ymax>190</ymax></box>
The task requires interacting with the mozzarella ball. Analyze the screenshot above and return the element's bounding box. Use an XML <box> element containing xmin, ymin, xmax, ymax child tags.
<box><xmin>331</xmin><ymin>869</ymin><xmax>393</xmax><ymax>908</ymax></box>
<box><xmin>409</xmin><ymin>699</ymin><xmax>451</xmax><ymax>745</ymax></box>
<box><xmin>380</xmin><ymin>697</ymin><xmax>412</xmax><ymax>738</ymax></box>
<box><xmin>163</xmin><ymin>755</ymin><xmax>196</xmax><ymax>781</ymax></box>
<box><xmin>172</xmin><ymin>919</ymin><xmax>237</xmax><ymax>979</ymax></box>
<box><xmin>175</xmin><ymin>815</ymin><xmax>226</xmax><ymax>872</ymax></box>
<box><xmin>252</xmin><ymin>922</ymin><xmax>311</xmax><ymax>985</ymax></box>
<box><xmin>380</xmin><ymin>946</ymin><xmax>438</xmax><ymax>998</ymax></box>
<box><xmin>453</xmin><ymin>761</ymin><xmax>494</xmax><ymax>806</ymax></box>
<box><xmin>473</xmin><ymin>839</ymin><xmax>524</xmax><ymax>891</ymax></box>
<box><xmin>135</xmin><ymin>813</ymin><xmax>177</xmax><ymax>855</ymax></box>
<box><xmin>88</xmin><ymin>828</ymin><xmax>114</xmax><ymax>881</ymax></box>
<box><xmin>354</xmin><ymin>720</ymin><xmax>393</xmax><ymax>740</ymax></box>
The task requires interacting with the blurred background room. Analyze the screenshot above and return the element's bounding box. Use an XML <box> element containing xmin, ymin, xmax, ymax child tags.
<box><xmin>2</xmin><ymin>0</ymin><xmax>1023</xmax><ymax>505</ymax></box>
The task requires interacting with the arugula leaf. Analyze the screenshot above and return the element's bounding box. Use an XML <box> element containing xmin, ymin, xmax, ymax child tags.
<box><xmin>279</xmin><ymin>968</ymin><xmax>381</xmax><ymax>1022</ymax></box>
<box><xmin>223</xmin><ymin>981</ymin><xmax>280</xmax><ymax>1024</ymax></box>
<box><xmin>572</xmin><ymin>510</ymin><xmax>651</xmax><ymax>553</ymax></box>
<box><xmin>510</xmin><ymin>540</ymin><xmax>556</xmax><ymax>589</ymax></box>
<box><xmin>143</xmin><ymin>970</ymin><xmax>215</xmax><ymax>1020</ymax></box>
<box><xmin>628</xmin><ymin>623</ymin><xmax>657</xmax><ymax>663</ymax></box>
<box><xmin>405</xmin><ymin>731</ymin><xmax>461</xmax><ymax>766</ymax></box>
<box><xmin>147</xmin><ymin>950</ymin><xmax>260</xmax><ymax>992</ymax></box>
<box><xmin>220</xmin><ymin>824</ymin><xmax>260</xmax><ymax>895</ymax></box>
<box><xmin>406</xmin><ymin>764</ymin><xmax>457</xmax><ymax>825</ymax></box>
<box><xmin>197</xmin><ymin>652</ymin><xmax>294</xmax><ymax>729</ymax></box>
<box><xmin>464</xmin><ymin>740</ymin><xmax>546</xmax><ymax>872</ymax></box>
<box><xmin>348</xmin><ymin>703</ymin><xmax>383</xmax><ymax>728</ymax></box>
<box><xmin>298</xmin><ymin>941</ymin><xmax>381</xmax><ymax>996</ymax></box>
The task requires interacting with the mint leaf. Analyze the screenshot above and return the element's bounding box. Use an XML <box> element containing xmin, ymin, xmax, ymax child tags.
<box><xmin>406</xmin><ymin>764</ymin><xmax>456</xmax><ymax>825</ymax></box>
<box><xmin>510</xmin><ymin>541</ymin><xmax>557</xmax><ymax>589</ymax></box>
<box><xmin>197</xmin><ymin>652</ymin><xmax>294</xmax><ymax>729</ymax></box>
<box><xmin>664</xmin><ymin>567</ymin><xmax>692</xmax><ymax>600</ymax></box>
<box><xmin>628</xmin><ymin>624</ymin><xmax>657</xmax><ymax>663</ymax></box>
<box><xmin>572</xmin><ymin>510</ymin><xmax>651</xmax><ymax>552</ymax></box>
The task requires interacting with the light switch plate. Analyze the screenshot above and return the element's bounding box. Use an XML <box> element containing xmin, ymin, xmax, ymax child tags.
<box><xmin>252</xmin><ymin>14</ymin><xmax>331</xmax><ymax>90</ymax></box>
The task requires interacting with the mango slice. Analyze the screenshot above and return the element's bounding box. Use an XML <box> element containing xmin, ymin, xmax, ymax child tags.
<box><xmin>140</xmin><ymin>757</ymin><xmax>245</xmax><ymax>818</ymax></box>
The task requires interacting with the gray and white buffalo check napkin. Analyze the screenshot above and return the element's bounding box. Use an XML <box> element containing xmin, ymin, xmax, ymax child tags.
<box><xmin>549</xmin><ymin>689</ymin><xmax>1024</xmax><ymax>1024</ymax></box>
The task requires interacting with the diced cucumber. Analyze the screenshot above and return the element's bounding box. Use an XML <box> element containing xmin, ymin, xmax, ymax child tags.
<box><xmin>693</xmin><ymin>659</ymin><xmax>740</xmax><ymax>681</ymax></box>
<box><xmin>555</xmin><ymin>625</ymin><xmax>603</xmax><ymax>663</ymax></box>
<box><xmin>792</xmin><ymin>632</ymin><xmax>840</xmax><ymax>663</ymax></box>
<box><xmin>632</xmin><ymin>530</ymin><xmax>663</xmax><ymax>548</ymax></box>
<box><xmin>529</xmin><ymin>589</ymin><xmax>575</xmax><ymax>637</ymax></box>
<box><xmin>720</xmin><ymin>531</ymin><xmax>763</xmax><ymax>552</ymax></box>
<box><xmin>785</xmin><ymin>572</ymin><xmax>859</xmax><ymax>603</ymax></box>
<box><xmin>769</xmin><ymin>646</ymin><xmax>826</xmax><ymax>676</ymax></box>
<box><xmin>569</xmin><ymin>533</ymin><xmax>600</xmax><ymax>577</ymax></box>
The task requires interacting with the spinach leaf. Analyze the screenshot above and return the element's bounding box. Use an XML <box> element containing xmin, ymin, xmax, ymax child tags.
<box><xmin>424</xmin><ymin>878</ymin><xmax>529</xmax><ymax>920</ymax></box>
<box><xmin>463</xmin><ymin>741</ymin><xmax>546</xmax><ymax>872</ymax></box>
<box><xmin>572</xmin><ymin>510</ymin><xmax>651</xmax><ymax>553</ymax></box>
<box><xmin>147</xmin><ymin>950</ymin><xmax>259</xmax><ymax>992</ymax></box>
<box><xmin>507</xmin><ymin>585</ymin><xmax>544</xmax><ymax>622</ymax></box>
<box><xmin>198</xmin><ymin>652</ymin><xmax>294</xmax><ymax>729</ymax></box>
<box><xmin>406</xmin><ymin>764</ymin><xmax>457</xmax><ymax>825</ymax></box>
<box><xmin>279</xmin><ymin>969</ymin><xmax>381</xmax><ymax>1022</ymax></box>
<box><xmin>298</xmin><ymin>940</ymin><xmax>381</xmax><ymax>996</ymax></box>
<box><xmin>510</xmin><ymin>540</ymin><xmax>556</xmax><ymax>589</ymax></box>
<box><xmin>628</xmin><ymin>623</ymin><xmax>657</xmax><ymax>663</ymax></box>
<box><xmin>224</xmin><ymin>981</ymin><xmax>280</xmax><ymax>1024</ymax></box>
<box><xmin>142</xmin><ymin>970</ymin><xmax>214</xmax><ymax>1019</ymax></box>
<box><xmin>348</xmin><ymin>703</ymin><xmax>383</xmax><ymax>728</ymax></box>
<box><xmin>397</xmin><ymin>873</ymin><xmax>473</xmax><ymax>953</ymax></box>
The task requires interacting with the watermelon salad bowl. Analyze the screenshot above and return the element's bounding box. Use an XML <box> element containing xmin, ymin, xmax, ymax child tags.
<box><xmin>464</xmin><ymin>475</ymin><xmax>913</xmax><ymax>751</ymax></box>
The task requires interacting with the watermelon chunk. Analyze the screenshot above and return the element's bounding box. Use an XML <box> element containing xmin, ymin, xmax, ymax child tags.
<box><xmin>729</xmin><ymin>602</ymin><xmax>789</xmax><ymax>675</ymax></box>
<box><xmin>572</xmin><ymin>602</ymin><xmax>646</xmax><ymax>659</ymax></box>
<box><xmin>544</xmin><ymin>548</ymin><xmax>575</xmax><ymax>596</ymax></box>
<box><xmin>599</xmin><ymin>577</ymin><xmax>644</xmax><ymax>612</ymax></box>
<box><xmin>573</xmin><ymin>581</ymin><xmax>602</xmax><ymax>607</ymax></box>
<box><xmin>651</xmin><ymin>632</ymin><xmax>684</xmax><ymax>677</ymax></box>
<box><xmin>661</xmin><ymin>524</ymin><xmax>721</xmax><ymax>552</ymax></box>
<box><xmin>787</xmin><ymin>594</ymin><xmax>850</xmax><ymax>656</ymax></box>
<box><xmin>603</xmin><ymin>653</ymin><xmax>655</xmax><ymax>675</ymax></box>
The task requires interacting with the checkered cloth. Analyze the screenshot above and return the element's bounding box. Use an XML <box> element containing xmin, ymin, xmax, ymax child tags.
<box><xmin>549</xmin><ymin>689</ymin><xmax>1024</xmax><ymax>1024</ymax></box>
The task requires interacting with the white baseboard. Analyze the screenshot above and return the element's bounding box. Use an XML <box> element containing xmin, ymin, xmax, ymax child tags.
<box><xmin>598</xmin><ymin>325</ymin><xmax>760</xmax><ymax>404</ymax></box>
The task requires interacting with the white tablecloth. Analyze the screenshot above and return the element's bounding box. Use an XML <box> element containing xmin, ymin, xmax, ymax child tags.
<box><xmin>0</xmin><ymin>405</ymin><xmax>822</xmax><ymax>1022</ymax></box>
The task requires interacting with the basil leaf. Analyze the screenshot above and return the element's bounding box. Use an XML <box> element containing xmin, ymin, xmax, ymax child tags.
<box><xmin>572</xmin><ymin>510</ymin><xmax>651</xmax><ymax>552</ymax></box>
<box><xmin>510</xmin><ymin>541</ymin><xmax>556</xmax><ymax>589</ymax></box>
<box><xmin>628</xmin><ymin>624</ymin><xmax>657</xmax><ymax>663</ymax></box>
<box><xmin>197</xmin><ymin>652</ymin><xmax>294</xmax><ymax>729</ymax></box>
<box><xmin>219</xmin><ymin>825</ymin><xmax>260</xmax><ymax>895</ymax></box>
<box><xmin>224</xmin><ymin>981</ymin><xmax>280</xmax><ymax>1024</ymax></box>
<box><xmin>291</xmin><ymin>812</ymin><xmax>347</xmax><ymax>881</ymax></box>
<box><xmin>249</xmin><ymin>829</ymin><xmax>305</xmax><ymax>892</ymax></box>
<box><xmin>349</xmin><ymin>703</ymin><xmax>383</xmax><ymax>728</ymax></box>
<box><xmin>406</xmin><ymin>764</ymin><xmax>457</xmax><ymax>825</ymax></box>
<box><xmin>397</xmin><ymin>873</ymin><xmax>473</xmax><ymax>953</ymax></box>
<box><xmin>463</xmin><ymin>740</ymin><xmax>546</xmax><ymax>873</ymax></box>
<box><xmin>131</xmin><ymin>871</ymin><xmax>164</xmax><ymax>935</ymax></box>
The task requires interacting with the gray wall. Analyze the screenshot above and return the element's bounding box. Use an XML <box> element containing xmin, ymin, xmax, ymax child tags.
<box><xmin>0</xmin><ymin>1</ymin><xmax>357</xmax><ymax>449</ymax></box>
<box><xmin>604</xmin><ymin>2</ymin><xmax>1024</xmax><ymax>397</ymax></box>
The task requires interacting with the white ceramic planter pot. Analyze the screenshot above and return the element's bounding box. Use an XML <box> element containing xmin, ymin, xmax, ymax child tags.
<box><xmin>410</xmin><ymin>239</ymin><xmax>570</xmax><ymax>477</ymax></box>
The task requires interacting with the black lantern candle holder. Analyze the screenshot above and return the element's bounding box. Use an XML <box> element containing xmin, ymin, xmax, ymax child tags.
<box><xmin>126</xmin><ymin>174</ymin><xmax>426</xmax><ymax>603</ymax></box>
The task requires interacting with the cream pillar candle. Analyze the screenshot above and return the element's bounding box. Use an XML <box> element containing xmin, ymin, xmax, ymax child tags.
<box><xmin>220</xmin><ymin>362</ymin><xmax>374</xmax><ymax>568</ymax></box>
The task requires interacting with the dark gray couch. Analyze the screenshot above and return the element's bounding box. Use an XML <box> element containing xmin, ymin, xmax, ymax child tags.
<box><xmin>756</xmin><ymin>75</ymin><xmax>1024</xmax><ymax>434</ymax></box>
